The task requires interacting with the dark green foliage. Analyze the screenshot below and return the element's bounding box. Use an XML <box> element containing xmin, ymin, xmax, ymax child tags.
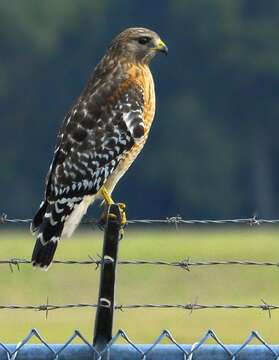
<box><xmin>1</xmin><ymin>0</ymin><xmax>279</xmax><ymax>218</ymax></box>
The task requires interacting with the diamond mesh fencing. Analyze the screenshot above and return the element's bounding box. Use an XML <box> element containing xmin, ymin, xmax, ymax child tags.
<box><xmin>1</xmin><ymin>329</ymin><xmax>279</xmax><ymax>359</ymax></box>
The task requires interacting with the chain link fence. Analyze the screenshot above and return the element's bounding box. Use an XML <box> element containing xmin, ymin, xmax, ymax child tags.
<box><xmin>1</xmin><ymin>329</ymin><xmax>279</xmax><ymax>359</ymax></box>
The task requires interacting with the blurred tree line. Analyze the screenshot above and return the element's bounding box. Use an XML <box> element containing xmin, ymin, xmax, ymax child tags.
<box><xmin>1</xmin><ymin>0</ymin><xmax>279</xmax><ymax>219</ymax></box>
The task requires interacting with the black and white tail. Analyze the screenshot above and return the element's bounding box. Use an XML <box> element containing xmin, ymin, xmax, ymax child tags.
<box><xmin>31</xmin><ymin>200</ymin><xmax>73</xmax><ymax>269</ymax></box>
<box><xmin>31</xmin><ymin>196</ymin><xmax>93</xmax><ymax>269</ymax></box>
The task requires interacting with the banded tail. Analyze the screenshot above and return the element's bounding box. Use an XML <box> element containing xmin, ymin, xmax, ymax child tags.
<box><xmin>31</xmin><ymin>201</ymin><xmax>67</xmax><ymax>269</ymax></box>
<box><xmin>31</xmin><ymin>196</ymin><xmax>93</xmax><ymax>269</ymax></box>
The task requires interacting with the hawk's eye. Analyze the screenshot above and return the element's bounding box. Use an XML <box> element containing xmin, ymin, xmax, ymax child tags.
<box><xmin>138</xmin><ymin>36</ymin><xmax>151</xmax><ymax>45</ymax></box>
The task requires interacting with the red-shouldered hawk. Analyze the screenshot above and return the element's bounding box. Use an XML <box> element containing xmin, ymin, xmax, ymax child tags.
<box><xmin>31</xmin><ymin>27</ymin><xmax>168</xmax><ymax>269</ymax></box>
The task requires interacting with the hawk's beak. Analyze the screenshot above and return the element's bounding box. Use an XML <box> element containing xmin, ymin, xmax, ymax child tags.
<box><xmin>154</xmin><ymin>39</ymin><xmax>168</xmax><ymax>55</ymax></box>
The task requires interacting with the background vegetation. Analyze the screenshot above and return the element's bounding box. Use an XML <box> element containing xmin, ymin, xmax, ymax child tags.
<box><xmin>1</xmin><ymin>0</ymin><xmax>279</xmax><ymax>219</ymax></box>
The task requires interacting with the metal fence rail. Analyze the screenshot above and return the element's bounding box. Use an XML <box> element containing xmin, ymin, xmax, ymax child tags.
<box><xmin>1</xmin><ymin>329</ymin><xmax>279</xmax><ymax>360</ymax></box>
<box><xmin>3</xmin><ymin>344</ymin><xmax>279</xmax><ymax>359</ymax></box>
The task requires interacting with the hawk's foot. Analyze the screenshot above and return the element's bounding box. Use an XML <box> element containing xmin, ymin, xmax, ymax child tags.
<box><xmin>97</xmin><ymin>207</ymin><xmax>117</xmax><ymax>230</ymax></box>
<box><xmin>118</xmin><ymin>203</ymin><xmax>127</xmax><ymax>227</ymax></box>
<box><xmin>118</xmin><ymin>203</ymin><xmax>127</xmax><ymax>239</ymax></box>
<box><xmin>98</xmin><ymin>188</ymin><xmax>127</xmax><ymax>233</ymax></box>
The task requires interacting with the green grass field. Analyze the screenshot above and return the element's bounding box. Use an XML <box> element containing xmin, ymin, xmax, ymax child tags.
<box><xmin>0</xmin><ymin>227</ymin><xmax>279</xmax><ymax>344</ymax></box>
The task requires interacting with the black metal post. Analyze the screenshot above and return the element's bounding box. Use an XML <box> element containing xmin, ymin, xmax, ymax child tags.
<box><xmin>93</xmin><ymin>204</ymin><xmax>122</xmax><ymax>360</ymax></box>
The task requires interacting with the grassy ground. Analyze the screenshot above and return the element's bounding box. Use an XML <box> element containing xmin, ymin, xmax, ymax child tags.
<box><xmin>0</xmin><ymin>226</ymin><xmax>279</xmax><ymax>344</ymax></box>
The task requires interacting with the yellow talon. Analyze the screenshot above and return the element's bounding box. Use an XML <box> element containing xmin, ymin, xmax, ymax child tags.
<box><xmin>118</xmin><ymin>203</ymin><xmax>127</xmax><ymax>227</ymax></box>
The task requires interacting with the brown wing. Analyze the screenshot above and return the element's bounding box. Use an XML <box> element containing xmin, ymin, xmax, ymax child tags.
<box><xmin>45</xmin><ymin>76</ymin><xmax>145</xmax><ymax>203</ymax></box>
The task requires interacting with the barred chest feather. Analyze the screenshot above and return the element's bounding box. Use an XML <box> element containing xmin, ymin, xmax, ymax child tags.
<box><xmin>102</xmin><ymin>63</ymin><xmax>156</xmax><ymax>195</ymax></box>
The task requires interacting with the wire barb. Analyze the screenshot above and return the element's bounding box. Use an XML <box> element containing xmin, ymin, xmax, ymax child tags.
<box><xmin>0</xmin><ymin>213</ymin><xmax>7</xmax><ymax>224</ymax></box>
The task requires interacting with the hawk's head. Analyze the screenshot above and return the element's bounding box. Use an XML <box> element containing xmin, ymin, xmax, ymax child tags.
<box><xmin>109</xmin><ymin>27</ymin><xmax>168</xmax><ymax>64</ymax></box>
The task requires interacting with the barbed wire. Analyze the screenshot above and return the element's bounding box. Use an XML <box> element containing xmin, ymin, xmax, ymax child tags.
<box><xmin>2</xmin><ymin>257</ymin><xmax>279</xmax><ymax>272</ymax></box>
<box><xmin>1</xmin><ymin>212</ymin><xmax>279</xmax><ymax>339</ymax></box>
<box><xmin>2</xmin><ymin>213</ymin><xmax>279</xmax><ymax>226</ymax></box>
<box><xmin>0</xmin><ymin>300</ymin><xmax>276</xmax><ymax>315</ymax></box>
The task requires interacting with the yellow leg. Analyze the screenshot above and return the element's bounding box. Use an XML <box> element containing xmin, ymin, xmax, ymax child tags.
<box><xmin>101</xmin><ymin>187</ymin><xmax>127</xmax><ymax>227</ymax></box>
<box><xmin>101</xmin><ymin>187</ymin><xmax>114</xmax><ymax>206</ymax></box>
